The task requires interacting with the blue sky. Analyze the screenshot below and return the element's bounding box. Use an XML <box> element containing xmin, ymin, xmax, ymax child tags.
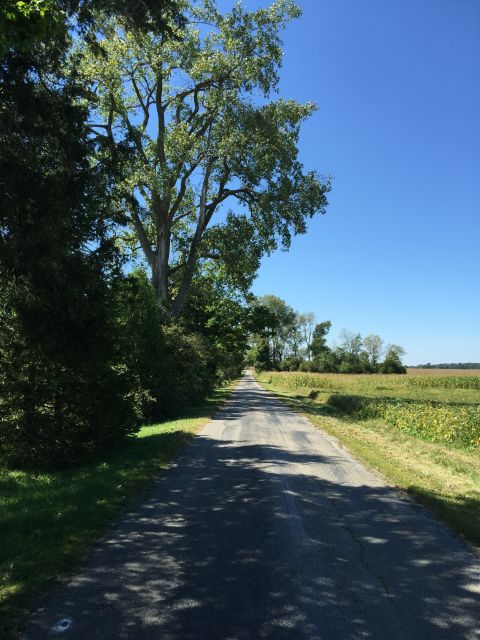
<box><xmin>233</xmin><ymin>0</ymin><xmax>480</xmax><ymax>364</ymax></box>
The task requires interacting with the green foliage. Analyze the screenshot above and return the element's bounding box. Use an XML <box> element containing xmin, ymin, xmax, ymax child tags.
<box><xmin>380</xmin><ymin>345</ymin><xmax>407</xmax><ymax>374</ymax></box>
<box><xmin>249</xmin><ymin>339</ymin><xmax>272</xmax><ymax>372</ymax></box>
<box><xmin>0</xmin><ymin>0</ymin><xmax>184</xmax><ymax>56</ymax></box>
<box><xmin>279</xmin><ymin>356</ymin><xmax>302</xmax><ymax>371</ymax></box>
<box><xmin>0</xmin><ymin>50</ymin><xmax>143</xmax><ymax>469</ymax></box>
<box><xmin>0</xmin><ymin>0</ymin><xmax>63</xmax><ymax>56</ymax></box>
<box><xmin>299</xmin><ymin>360</ymin><xmax>314</xmax><ymax>372</ymax></box>
<box><xmin>310</xmin><ymin>320</ymin><xmax>332</xmax><ymax>357</ymax></box>
<box><xmin>312</xmin><ymin>349</ymin><xmax>341</xmax><ymax>373</ymax></box>
<box><xmin>0</xmin><ymin>0</ymin><xmax>195</xmax><ymax>472</ymax></box>
<box><xmin>363</xmin><ymin>334</ymin><xmax>383</xmax><ymax>366</ymax></box>
<box><xmin>160</xmin><ymin>326</ymin><xmax>217</xmax><ymax>416</ymax></box>
<box><xmin>74</xmin><ymin>1</ymin><xmax>329</xmax><ymax>314</ymax></box>
<box><xmin>327</xmin><ymin>396</ymin><xmax>480</xmax><ymax>448</ymax></box>
<box><xmin>180</xmin><ymin>271</ymin><xmax>248</xmax><ymax>382</ymax></box>
<box><xmin>248</xmin><ymin>294</ymin><xmax>406</xmax><ymax>374</ymax></box>
<box><xmin>253</xmin><ymin>295</ymin><xmax>296</xmax><ymax>366</ymax></box>
<box><xmin>116</xmin><ymin>269</ymin><xmax>242</xmax><ymax>420</ymax></box>
<box><xmin>116</xmin><ymin>270</ymin><xmax>167</xmax><ymax>419</ymax></box>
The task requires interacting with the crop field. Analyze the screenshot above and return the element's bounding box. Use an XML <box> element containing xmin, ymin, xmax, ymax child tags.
<box><xmin>257</xmin><ymin>371</ymin><xmax>480</xmax><ymax>448</ymax></box>
<box><xmin>256</xmin><ymin>370</ymin><xmax>480</xmax><ymax>549</ymax></box>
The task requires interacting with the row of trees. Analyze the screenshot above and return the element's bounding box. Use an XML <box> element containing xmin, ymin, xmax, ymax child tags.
<box><xmin>0</xmin><ymin>1</ymin><xmax>329</xmax><ymax>469</ymax></box>
<box><xmin>414</xmin><ymin>363</ymin><xmax>480</xmax><ymax>369</ymax></box>
<box><xmin>246</xmin><ymin>295</ymin><xmax>406</xmax><ymax>374</ymax></box>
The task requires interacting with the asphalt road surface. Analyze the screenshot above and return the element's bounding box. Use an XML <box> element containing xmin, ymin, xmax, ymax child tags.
<box><xmin>23</xmin><ymin>373</ymin><xmax>480</xmax><ymax>639</ymax></box>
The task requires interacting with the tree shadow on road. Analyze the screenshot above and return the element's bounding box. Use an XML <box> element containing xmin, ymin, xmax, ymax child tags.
<box><xmin>21</xmin><ymin>382</ymin><xmax>480</xmax><ymax>639</ymax></box>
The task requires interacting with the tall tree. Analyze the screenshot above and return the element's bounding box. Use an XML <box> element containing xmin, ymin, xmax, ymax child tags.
<box><xmin>363</xmin><ymin>334</ymin><xmax>384</xmax><ymax>367</ymax></box>
<box><xmin>311</xmin><ymin>320</ymin><xmax>332</xmax><ymax>358</ymax></box>
<box><xmin>338</xmin><ymin>329</ymin><xmax>363</xmax><ymax>357</ymax></box>
<box><xmin>297</xmin><ymin>312</ymin><xmax>316</xmax><ymax>359</ymax></box>
<box><xmin>76</xmin><ymin>0</ymin><xmax>329</xmax><ymax>316</ymax></box>
<box><xmin>255</xmin><ymin>295</ymin><xmax>296</xmax><ymax>366</ymax></box>
<box><xmin>380</xmin><ymin>344</ymin><xmax>407</xmax><ymax>374</ymax></box>
<box><xmin>0</xmin><ymin>52</ymin><xmax>142</xmax><ymax>468</ymax></box>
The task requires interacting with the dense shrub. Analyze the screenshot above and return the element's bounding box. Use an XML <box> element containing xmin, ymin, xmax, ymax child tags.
<box><xmin>117</xmin><ymin>271</ymin><xmax>223</xmax><ymax>419</ymax></box>
<box><xmin>160</xmin><ymin>326</ymin><xmax>217</xmax><ymax>416</ymax></box>
<box><xmin>279</xmin><ymin>356</ymin><xmax>302</xmax><ymax>371</ymax></box>
<box><xmin>379</xmin><ymin>360</ymin><xmax>406</xmax><ymax>374</ymax></box>
<box><xmin>299</xmin><ymin>360</ymin><xmax>314</xmax><ymax>372</ymax></box>
<box><xmin>0</xmin><ymin>67</ymin><xmax>142</xmax><ymax>470</ymax></box>
<box><xmin>116</xmin><ymin>271</ymin><xmax>167</xmax><ymax>420</ymax></box>
<box><xmin>312</xmin><ymin>350</ymin><xmax>341</xmax><ymax>373</ymax></box>
<box><xmin>0</xmin><ymin>277</ymin><xmax>143</xmax><ymax>470</ymax></box>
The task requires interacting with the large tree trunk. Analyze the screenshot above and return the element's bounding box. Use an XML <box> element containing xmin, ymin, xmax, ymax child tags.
<box><xmin>170</xmin><ymin>163</ymin><xmax>213</xmax><ymax>319</ymax></box>
<box><xmin>153</xmin><ymin>227</ymin><xmax>169</xmax><ymax>308</ymax></box>
<box><xmin>170</xmin><ymin>231</ymin><xmax>201</xmax><ymax>319</ymax></box>
<box><xmin>149</xmin><ymin>195</ymin><xmax>171</xmax><ymax>311</ymax></box>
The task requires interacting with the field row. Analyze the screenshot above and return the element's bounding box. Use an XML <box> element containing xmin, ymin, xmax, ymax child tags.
<box><xmin>262</xmin><ymin>371</ymin><xmax>480</xmax><ymax>390</ymax></box>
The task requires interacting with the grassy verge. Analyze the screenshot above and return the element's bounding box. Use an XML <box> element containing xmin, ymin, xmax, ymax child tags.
<box><xmin>256</xmin><ymin>375</ymin><xmax>480</xmax><ymax>554</ymax></box>
<box><xmin>0</xmin><ymin>383</ymin><xmax>236</xmax><ymax>638</ymax></box>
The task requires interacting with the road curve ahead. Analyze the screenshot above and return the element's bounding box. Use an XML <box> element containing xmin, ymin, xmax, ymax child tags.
<box><xmin>24</xmin><ymin>374</ymin><xmax>480</xmax><ymax>639</ymax></box>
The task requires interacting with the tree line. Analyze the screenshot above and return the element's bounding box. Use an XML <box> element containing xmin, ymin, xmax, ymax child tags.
<box><xmin>246</xmin><ymin>295</ymin><xmax>407</xmax><ymax>374</ymax></box>
<box><xmin>413</xmin><ymin>363</ymin><xmax>480</xmax><ymax>370</ymax></box>
<box><xmin>0</xmin><ymin>1</ymin><xmax>329</xmax><ymax>469</ymax></box>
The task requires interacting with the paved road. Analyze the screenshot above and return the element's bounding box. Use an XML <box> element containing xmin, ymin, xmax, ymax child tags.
<box><xmin>24</xmin><ymin>374</ymin><xmax>480</xmax><ymax>639</ymax></box>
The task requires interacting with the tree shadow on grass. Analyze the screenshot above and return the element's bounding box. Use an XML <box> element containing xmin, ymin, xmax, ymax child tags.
<box><xmin>404</xmin><ymin>486</ymin><xmax>480</xmax><ymax>551</ymax></box>
<box><xmin>0</xmin><ymin>386</ymin><xmax>233</xmax><ymax>639</ymax></box>
<box><xmin>19</xmin><ymin>380</ymin><xmax>480</xmax><ymax>640</ymax></box>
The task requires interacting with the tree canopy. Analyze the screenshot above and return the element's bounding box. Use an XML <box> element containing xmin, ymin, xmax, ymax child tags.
<box><xmin>76</xmin><ymin>0</ymin><xmax>329</xmax><ymax>316</ymax></box>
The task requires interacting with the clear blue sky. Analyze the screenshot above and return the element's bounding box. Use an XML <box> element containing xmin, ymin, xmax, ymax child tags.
<box><xmin>231</xmin><ymin>0</ymin><xmax>479</xmax><ymax>365</ymax></box>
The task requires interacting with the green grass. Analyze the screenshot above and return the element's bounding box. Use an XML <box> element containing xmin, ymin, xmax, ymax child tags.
<box><xmin>256</xmin><ymin>372</ymin><xmax>480</xmax><ymax>554</ymax></box>
<box><xmin>0</xmin><ymin>384</ymin><xmax>235</xmax><ymax>639</ymax></box>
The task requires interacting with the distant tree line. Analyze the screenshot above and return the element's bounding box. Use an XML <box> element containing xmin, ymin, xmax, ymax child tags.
<box><xmin>246</xmin><ymin>295</ymin><xmax>406</xmax><ymax>374</ymax></box>
<box><xmin>413</xmin><ymin>363</ymin><xmax>480</xmax><ymax>370</ymax></box>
